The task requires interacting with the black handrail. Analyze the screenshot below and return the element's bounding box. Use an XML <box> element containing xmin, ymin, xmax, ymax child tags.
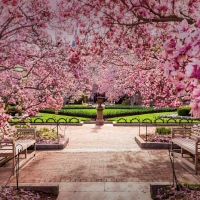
<box><xmin>117</xmin><ymin>118</ymin><xmax>127</xmax><ymax>123</ymax></box>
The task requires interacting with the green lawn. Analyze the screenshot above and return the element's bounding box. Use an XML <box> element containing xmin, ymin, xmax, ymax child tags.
<box><xmin>10</xmin><ymin>113</ymin><xmax>90</xmax><ymax>123</ymax></box>
<box><xmin>42</xmin><ymin>106</ymin><xmax>176</xmax><ymax>118</ymax></box>
<box><xmin>10</xmin><ymin>111</ymin><xmax>200</xmax><ymax>124</ymax></box>
<box><xmin>60</xmin><ymin>108</ymin><xmax>140</xmax><ymax>115</ymax></box>
<box><xmin>107</xmin><ymin>112</ymin><xmax>181</xmax><ymax>122</ymax></box>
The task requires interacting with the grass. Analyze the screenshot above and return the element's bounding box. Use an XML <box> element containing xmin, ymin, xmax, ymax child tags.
<box><xmin>108</xmin><ymin>112</ymin><xmax>200</xmax><ymax>123</ymax></box>
<box><xmin>9</xmin><ymin>111</ymin><xmax>200</xmax><ymax>124</ymax></box>
<box><xmin>59</xmin><ymin>108</ymin><xmax>141</xmax><ymax>115</ymax></box>
<box><xmin>10</xmin><ymin>113</ymin><xmax>90</xmax><ymax>123</ymax></box>
<box><xmin>61</xmin><ymin>104</ymin><xmax>145</xmax><ymax>109</ymax></box>
<box><xmin>41</xmin><ymin>106</ymin><xmax>176</xmax><ymax>118</ymax></box>
<box><xmin>107</xmin><ymin>112</ymin><xmax>178</xmax><ymax>122</ymax></box>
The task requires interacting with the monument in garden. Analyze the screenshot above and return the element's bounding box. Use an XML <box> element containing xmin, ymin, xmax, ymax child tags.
<box><xmin>96</xmin><ymin>96</ymin><xmax>104</xmax><ymax>125</ymax></box>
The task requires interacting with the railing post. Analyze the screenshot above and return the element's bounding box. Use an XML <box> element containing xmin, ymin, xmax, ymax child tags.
<box><xmin>16</xmin><ymin>149</ymin><xmax>20</xmax><ymax>190</ymax></box>
<box><xmin>139</xmin><ymin>123</ymin><xmax>140</xmax><ymax>136</ymax></box>
<box><xmin>57</xmin><ymin>121</ymin><xmax>59</xmax><ymax>135</ymax></box>
<box><xmin>168</xmin><ymin>148</ymin><xmax>179</xmax><ymax>190</ymax></box>
<box><xmin>57</xmin><ymin>120</ymin><xmax>59</xmax><ymax>143</ymax></box>
<box><xmin>146</xmin><ymin>123</ymin><xmax>147</xmax><ymax>141</ymax></box>
<box><xmin>15</xmin><ymin>144</ymin><xmax>23</xmax><ymax>190</ymax></box>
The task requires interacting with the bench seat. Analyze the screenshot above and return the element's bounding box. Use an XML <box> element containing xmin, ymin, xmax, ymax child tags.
<box><xmin>0</xmin><ymin>139</ymin><xmax>35</xmax><ymax>155</ymax></box>
<box><xmin>171</xmin><ymin>127</ymin><xmax>200</xmax><ymax>174</ymax></box>
<box><xmin>16</xmin><ymin>139</ymin><xmax>36</xmax><ymax>150</ymax></box>
<box><xmin>172</xmin><ymin>138</ymin><xmax>197</xmax><ymax>155</ymax></box>
<box><xmin>0</xmin><ymin>127</ymin><xmax>36</xmax><ymax>173</ymax></box>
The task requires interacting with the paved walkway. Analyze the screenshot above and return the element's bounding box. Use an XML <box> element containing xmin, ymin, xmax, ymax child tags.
<box><xmin>1</xmin><ymin>124</ymin><xmax>200</xmax><ymax>199</ymax></box>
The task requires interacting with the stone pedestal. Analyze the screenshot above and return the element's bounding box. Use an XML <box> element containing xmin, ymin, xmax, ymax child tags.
<box><xmin>96</xmin><ymin>107</ymin><xmax>104</xmax><ymax>125</ymax></box>
<box><xmin>96</xmin><ymin>96</ymin><xmax>104</xmax><ymax>126</ymax></box>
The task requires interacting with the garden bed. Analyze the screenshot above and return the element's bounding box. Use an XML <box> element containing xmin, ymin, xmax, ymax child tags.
<box><xmin>1</xmin><ymin>183</ymin><xmax>59</xmax><ymax>200</ymax></box>
<box><xmin>40</xmin><ymin>106</ymin><xmax>176</xmax><ymax>118</ymax></box>
<box><xmin>35</xmin><ymin>137</ymin><xmax>69</xmax><ymax>150</ymax></box>
<box><xmin>135</xmin><ymin>135</ymin><xmax>172</xmax><ymax>149</ymax></box>
<box><xmin>135</xmin><ymin>127</ymin><xmax>180</xmax><ymax>149</ymax></box>
<box><xmin>140</xmin><ymin>133</ymin><xmax>171</xmax><ymax>143</ymax></box>
<box><xmin>15</xmin><ymin>126</ymin><xmax>70</xmax><ymax>150</ymax></box>
<box><xmin>150</xmin><ymin>182</ymin><xmax>200</xmax><ymax>200</ymax></box>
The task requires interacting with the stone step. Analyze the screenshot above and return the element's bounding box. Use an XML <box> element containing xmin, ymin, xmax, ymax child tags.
<box><xmin>57</xmin><ymin>182</ymin><xmax>152</xmax><ymax>200</ymax></box>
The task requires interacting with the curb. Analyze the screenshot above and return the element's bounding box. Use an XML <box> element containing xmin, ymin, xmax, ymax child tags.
<box><xmin>83</xmin><ymin>121</ymin><xmax>113</xmax><ymax>124</ymax></box>
<box><xmin>113</xmin><ymin>123</ymin><xmax>141</xmax><ymax>126</ymax></box>
<box><xmin>135</xmin><ymin>136</ymin><xmax>171</xmax><ymax>149</ymax></box>
<box><xmin>8</xmin><ymin>183</ymin><xmax>59</xmax><ymax>195</ymax></box>
<box><xmin>10</xmin><ymin>122</ymin><xmax>84</xmax><ymax>126</ymax></box>
<box><xmin>114</xmin><ymin>123</ymin><xmax>194</xmax><ymax>126</ymax></box>
<box><xmin>135</xmin><ymin>136</ymin><xmax>180</xmax><ymax>149</ymax></box>
<box><xmin>36</xmin><ymin>137</ymin><xmax>69</xmax><ymax>150</ymax></box>
<box><xmin>150</xmin><ymin>182</ymin><xmax>171</xmax><ymax>198</ymax></box>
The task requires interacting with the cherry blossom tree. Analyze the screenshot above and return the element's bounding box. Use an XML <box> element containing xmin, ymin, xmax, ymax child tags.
<box><xmin>1</xmin><ymin>0</ymin><xmax>200</xmax><ymax>123</ymax></box>
<box><xmin>0</xmin><ymin>0</ymin><xmax>92</xmax><ymax>125</ymax></box>
<box><xmin>59</xmin><ymin>0</ymin><xmax>200</xmax><ymax>116</ymax></box>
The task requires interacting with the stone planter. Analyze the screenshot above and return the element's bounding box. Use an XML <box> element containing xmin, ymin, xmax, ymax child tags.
<box><xmin>27</xmin><ymin>137</ymin><xmax>69</xmax><ymax>150</ymax></box>
<box><xmin>135</xmin><ymin>136</ymin><xmax>180</xmax><ymax>149</ymax></box>
<box><xmin>150</xmin><ymin>182</ymin><xmax>171</xmax><ymax>198</ymax></box>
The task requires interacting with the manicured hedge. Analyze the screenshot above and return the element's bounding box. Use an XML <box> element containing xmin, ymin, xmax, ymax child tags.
<box><xmin>61</xmin><ymin>105</ymin><xmax>145</xmax><ymax>109</ymax></box>
<box><xmin>177</xmin><ymin>106</ymin><xmax>191</xmax><ymax>116</ymax></box>
<box><xmin>156</xmin><ymin>127</ymin><xmax>171</xmax><ymax>134</ymax></box>
<box><xmin>40</xmin><ymin>107</ymin><xmax>177</xmax><ymax>118</ymax></box>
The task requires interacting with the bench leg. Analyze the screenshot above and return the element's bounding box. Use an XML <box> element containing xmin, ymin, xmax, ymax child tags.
<box><xmin>25</xmin><ymin>149</ymin><xmax>27</xmax><ymax>158</ymax></box>
<box><xmin>171</xmin><ymin>141</ymin><xmax>173</xmax><ymax>151</ymax></box>
<box><xmin>195</xmin><ymin>154</ymin><xmax>198</xmax><ymax>175</ymax></box>
<box><xmin>34</xmin><ymin>143</ymin><xmax>36</xmax><ymax>156</ymax></box>
<box><xmin>13</xmin><ymin>155</ymin><xmax>15</xmax><ymax>174</ymax></box>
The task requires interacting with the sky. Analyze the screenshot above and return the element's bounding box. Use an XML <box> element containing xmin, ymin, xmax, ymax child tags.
<box><xmin>48</xmin><ymin>0</ymin><xmax>75</xmax><ymax>44</ymax></box>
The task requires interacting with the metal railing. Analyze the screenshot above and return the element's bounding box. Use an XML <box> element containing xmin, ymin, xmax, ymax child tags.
<box><xmin>116</xmin><ymin>117</ymin><xmax>200</xmax><ymax>124</ymax></box>
<box><xmin>9</xmin><ymin>117</ymin><xmax>81</xmax><ymax>142</ymax></box>
<box><xmin>4</xmin><ymin>144</ymin><xmax>24</xmax><ymax>190</ymax></box>
<box><xmin>10</xmin><ymin>117</ymin><xmax>80</xmax><ymax>124</ymax></box>
<box><xmin>9</xmin><ymin>116</ymin><xmax>200</xmax><ymax>143</ymax></box>
<box><xmin>116</xmin><ymin>117</ymin><xmax>199</xmax><ymax>141</ymax></box>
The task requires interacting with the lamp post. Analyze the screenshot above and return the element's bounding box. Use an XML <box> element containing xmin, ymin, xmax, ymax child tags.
<box><xmin>96</xmin><ymin>96</ymin><xmax>104</xmax><ymax>125</ymax></box>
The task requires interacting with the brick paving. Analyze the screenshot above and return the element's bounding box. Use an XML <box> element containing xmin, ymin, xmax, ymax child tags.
<box><xmin>1</xmin><ymin>124</ymin><xmax>200</xmax><ymax>185</ymax></box>
<box><xmin>1</xmin><ymin>124</ymin><xmax>199</xmax><ymax>185</ymax></box>
<box><xmin>8</xmin><ymin>150</ymin><xmax>200</xmax><ymax>184</ymax></box>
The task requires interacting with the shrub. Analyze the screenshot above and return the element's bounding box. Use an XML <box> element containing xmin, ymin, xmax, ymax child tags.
<box><xmin>6</xmin><ymin>107</ymin><xmax>22</xmax><ymax>116</ymax></box>
<box><xmin>153</xmin><ymin>183</ymin><xmax>200</xmax><ymax>200</ymax></box>
<box><xmin>122</xmin><ymin>99</ymin><xmax>130</xmax><ymax>105</ymax></box>
<box><xmin>156</xmin><ymin>127</ymin><xmax>171</xmax><ymax>135</ymax></box>
<box><xmin>177</xmin><ymin>106</ymin><xmax>191</xmax><ymax>116</ymax></box>
<box><xmin>15</xmin><ymin>125</ymin><xmax>35</xmax><ymax>128</ymax></box>
<box><xmin>40</xmin><ymin>106</ymin><xmax>176</xmax><ymax>118</ymax></box>
<box><xmin>36</xmin><ymin>127</ymin><xmax>60</xmax><ymax>143</ymax></box>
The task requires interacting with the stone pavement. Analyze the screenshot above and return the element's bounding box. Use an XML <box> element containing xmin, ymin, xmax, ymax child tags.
<box><xmin>57</xmin><ymin>182</ymin><xmax>151</xmax><ymax>200</ymax></box>
<box><xmin>1</xmin><ymin>124</ymin><xmax>200</xmax><ymax>200</ymax></box>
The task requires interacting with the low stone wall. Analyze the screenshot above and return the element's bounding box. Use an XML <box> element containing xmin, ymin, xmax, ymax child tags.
<box><xmin>28</xmin><ymin>137</ymin><xmax>69</xmax><ymax>150</ymax></box>
<box><xmin>9</xmin><ymin>183</ymin><xmax>59</xmax><ymax>195</ymax></box>
<box><xmin>83</xmin><ymin>121</ymin><xmax>113</xmax><ymax>124</ymax></box>
<box><xmin>37</xmin><ymin>137</ymin><xmax>69</xmax><ymax>150</ymax></box>
<box><xmin>150</xmin><ymin>182</ymin><xmax>171</xmax><ymax>198</ymax></box>
<box><xmin>135</xmin><ymin>136</ymin><xmax>180</xmax><ymax>149</ymax></box>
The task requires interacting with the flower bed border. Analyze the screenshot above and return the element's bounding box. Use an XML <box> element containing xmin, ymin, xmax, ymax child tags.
<box><xmin>135</xmin><ymin>136</ymin><xmax>180</xmax><ymax>149</ymax></box>
<box><xmin>10</xmin><ymin>122</ymin><xmax>84</xmax><ymax>126</ymax></box>
<box><xmin>33</xmin><ymin>137</ymin><xmax>69</xmax><ymax>150</ymax></box>
<box><xmin>7</xmin><ymin>183</ymin><xmax>59</xmax><ymax>196</ymax></box>
<box><xmin>150</xmin><ymin>182</ymin><xmax>171</xmax><ymax>198</ymax></box>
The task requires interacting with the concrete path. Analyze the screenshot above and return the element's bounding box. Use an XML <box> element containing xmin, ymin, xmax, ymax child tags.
<box><xmin>1</xmin><ymin>124</ymin><xmax>200</xmax><ymax>200</ymax></box>
<box><xmin>57</xmin><ymin>182</ymin><xmax>151</xmax><ymax>200</ymax></box>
